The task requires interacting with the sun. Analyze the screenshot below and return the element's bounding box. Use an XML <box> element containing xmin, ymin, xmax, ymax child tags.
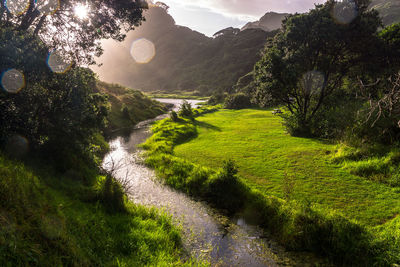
<box><xmin>74</xmin><ymin>4</ymin><xmax>89</xmax><ymax>20</ymax></box>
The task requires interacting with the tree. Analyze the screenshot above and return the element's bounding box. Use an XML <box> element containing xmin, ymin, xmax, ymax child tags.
<box><xmin>254</xmin><ymin>0</ymin><xmax>381</xmax><ymax>135</ymax></box>
<box><xmin>0</xmin><ymin>0</ymin><xmax>147</xmax><ymax>64</ymax></box>
<box><xmin>379</xmin><ymin>22</ymin><xmax>400</xmax><ymax>74</ymax></box>
<box><xmin>0</xmin><ymin>27</ymin><xmax>108</xmax><ymax>163</ymax></box>
<box><xmin>356</xmin><ymin>72</ymin><xmax>400</xmax><ymax>144</ymax></box>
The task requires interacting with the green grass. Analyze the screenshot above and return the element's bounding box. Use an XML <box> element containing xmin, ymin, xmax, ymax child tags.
<box><xmin>0</xmin><ymin>153</ymin><xmax>197</xmax><ymax>266</ymax></box>
<box><xmin>142</xmin><ymin>109</ymin><xmax>400</xmax><ymax>265</ymax></box>
<box><xmin>174</xmin><ymin>109</ymin><xmax>400</xmax><ymax>226</ymax></box>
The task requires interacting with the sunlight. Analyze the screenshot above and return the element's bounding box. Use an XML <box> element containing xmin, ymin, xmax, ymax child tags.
<box><xmin>74</xmin><ymin>4</ymin><xmax>89</xmax><ymax>20</ymax></box>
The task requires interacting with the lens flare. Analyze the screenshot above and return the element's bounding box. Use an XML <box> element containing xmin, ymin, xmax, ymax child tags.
<box><xmin>332</xmin><ymin>0</ymin><xmax>358</xmax><ymax>25</ymax></box>
<box><xmin>47</xmin><ymin>51</ymin><xmax>72</xmax><ymax>73</ymax></box>
<box><xmin>130</xmin><ymin>38</ymin><xmax>156</xmax><ymax>64</ymax></box>
<box><xmin>1</xmin><ymin>69</ymin><xmax>25</xmax><ymax>93</ymax></box>
<box><xmin>301</xmin><ymin>71</ymin><xmax>325</xmax><ymax>94</ymax></box>
<box><xmin>5</xmin><ymin>0</ymin><xmax>29</xmax><ymax>16</ymax></box>
<box><xmin>5</xmin><ymin>135</ymin><xmax>29</xmax><ymax>158</ymax></box>
<box><xmin>36</xmin><ymin>0</ymin><xmax>60</xmax><ymax>15</ymax></box>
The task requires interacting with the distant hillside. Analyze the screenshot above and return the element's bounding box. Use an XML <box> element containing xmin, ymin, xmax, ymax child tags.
<box><xmin>241</xmin><ymin>12</ymin><xmax>289</xmax><ymax>32</ymax></box>
<box><xmin>92</xmin><ymin>5</ymin><xmax>274</xmax><ymax>95</ymax></box>
<box><xmin>92</xmin><ymin>2</ymin><xmax>397</xmax><ymax>95</ymax></box>
<box><xmin>240</xmin><ymin>2</ymin><xmax>399</xmax><ymax>33</ymax></box>
<box><xmin>96</xmin><ymin>81</ymin><xmax>166</xmax><ymax>134</ymax></box>
<box><xmin>371</xmin><ymin>0</ymin><xmax>400</xmax><ymax>26</ymax></box>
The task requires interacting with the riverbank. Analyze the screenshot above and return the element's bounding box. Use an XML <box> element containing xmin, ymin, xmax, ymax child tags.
<box><xmin>107</xmin><ymin>104</ymin><xmax>332</xmax><ymax>266</ymax></box>
<box><xmin>142</xmin><ymin>107</ymin><xmax>400</xmax><ymax>266</ymax></box>
<box><xmin>0</xmin><ymin>152</ymin><xmax>195</xmax><ymax>266</ymax></box>
<box><xmin>96</xmin><ymin>81</ymin><xmax>168</xmax><ymax>136</ymax></box>
<box><xmin>146</xmin><ymin>91</ymin><xmax>209</xmax><ymax>101</ymax></box>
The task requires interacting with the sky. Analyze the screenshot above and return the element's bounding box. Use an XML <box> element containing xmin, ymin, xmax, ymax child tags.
<box><xmin>158</xmin><ymin>0</ymin><xmax>327</xmax><ymax>36</ymax></box>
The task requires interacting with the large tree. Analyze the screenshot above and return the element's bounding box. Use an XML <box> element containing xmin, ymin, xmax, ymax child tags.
<box><xmin>254</xmin><ymin>0</ymin><xmax>381</xmax><ymax>135</ymax></box>
<box><xmin>0</xmin><ymin>0</ymin><xmax>147</xmax><ymax>64</ymax></box>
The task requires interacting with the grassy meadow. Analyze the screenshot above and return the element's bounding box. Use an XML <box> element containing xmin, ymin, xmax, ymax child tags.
<box><xmin>142</xmin><ymin>107</ymin><xmax>400</xmax><ymax>265</ymax></box>
<box><xmin>174</xmin><ymin>109</ymin><xmax>400</xmax><ymax>226</ymax></box>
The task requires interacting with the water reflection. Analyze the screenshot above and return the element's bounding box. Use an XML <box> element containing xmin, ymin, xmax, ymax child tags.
<box><xmin>103</xmin><ymin>126</ymin><xmax>280</xmax><ymax>266</ymax></box>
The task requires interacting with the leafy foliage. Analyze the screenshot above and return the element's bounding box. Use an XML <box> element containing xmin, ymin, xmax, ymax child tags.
<box><xmin>0</xmin><ymin>0</ymin><xmax>147</xmax><ymax>64</ymax></box>
<box><xmin>178</xmin><ymin>100</ymin><xmax>193</xmax><ymax>118</ymax></box>
<box><xmin>254</xmin><ymin>0</ymin><xmax>381</xmax><ymax>136</ymax></box>
<box><xmin>0</xmin><ymin>28</ymin><xmax>108</xmax><ymax>165</ymax></box>
<box><xmin>224</xmin><ymin>93</ymin><xmax>252</xmax><ymax>109</ymax></box>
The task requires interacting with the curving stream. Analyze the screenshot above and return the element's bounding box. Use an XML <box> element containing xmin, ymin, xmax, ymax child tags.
<box><xmin>102</xmin><ymin>99</ymin><xmax>326</xmax><ymax>266</ymax></box>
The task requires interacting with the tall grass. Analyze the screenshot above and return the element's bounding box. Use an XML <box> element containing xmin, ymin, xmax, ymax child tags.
<box><xmin>0</xmin><ymin>153</ymin><xmax>197</xmax><ymax>266</ymax></box>
<box><xmin>333</xmin><ymin>145</ymin><xmax>400</xmax><ymax>186</ymax></box>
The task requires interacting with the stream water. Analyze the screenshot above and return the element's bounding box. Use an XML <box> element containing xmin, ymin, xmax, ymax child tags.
<box><xmin>102</xmin><ymin>99</ymin><xmax>327</xmax><ymax>266</ymax></box>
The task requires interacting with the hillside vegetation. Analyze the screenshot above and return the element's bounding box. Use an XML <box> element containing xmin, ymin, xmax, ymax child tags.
<box><xmin>96</xmin><ymin>81</ymin><xmax>167</xmax><ymax>135</ymax></box>
<box><xmin>0</xmin><ymin>153</ymin><xmax>191</xmax><ymax>266</ymax></box>
<box><xmin>94</xmin><ymin>1</ymin><xmax>398</xmax><ymax>96</ymax></box>
<box><xmin>93</xmin><ymin>5</ymin><xmax>274</xmax><ymax>94</ymax></box>
<box><xmin>371</xmin><ymin>0</ymin><xmax>400</xmax><ymax>25</ymax></box>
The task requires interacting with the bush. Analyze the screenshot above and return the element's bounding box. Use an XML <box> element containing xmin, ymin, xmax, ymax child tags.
<box><xmin>100</xmin><ymin>175</ymin><xmax>126</xmax><ymax>213</ymax></box>
<box><xmin>178</xmin><ymin>100</ymin><xmax>193</xmax><ymax>118</ymax></box>
<box><xmin>170</xmin><ymin>110</ymin><xmax>179</xmax><ymax>122</ymax></box>
<box><xmin>206</xmin><ymin>159</ymin><xmax>247</xmax><ymax>211</ymax></box>
<box><xmin>207</xmin><ymin>93</ymin><xmax>226</xmax><ymax>105</ymax></box>
<box><xmin>224</xmin><ymin>93</ymin><xmax>252</xmax><ymax>109</ymax></box>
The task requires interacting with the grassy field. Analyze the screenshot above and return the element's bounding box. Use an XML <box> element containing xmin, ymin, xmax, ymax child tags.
<box><xmin>174</xmin><ymin>109</ymin><xmax>400</xmax><ymax>226</ymax></box>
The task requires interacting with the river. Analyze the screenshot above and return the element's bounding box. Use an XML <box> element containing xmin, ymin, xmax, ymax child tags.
<box><xmin>102</xmin><ymin>99</ymin><xmax>327</xmax><ymax>266</ymax></box>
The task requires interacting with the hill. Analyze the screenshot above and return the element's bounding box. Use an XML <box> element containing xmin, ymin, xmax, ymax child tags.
<box><xmin>96</xmin><ymin>81</ymin><xmax>167</xmax><ymax>135</ymax></box>
<box><xmin>371</xmin><ymin>0</ymin><xmax>400</xmax><ymax>26</ymax></box>
<box><xmin>92</xmin><ymin>6</ymin><xmax>274</xmax><ymax>95</ymax></box>
<box><xmin>241</xmin><ymin>12</ymin><xmax>289</xmax><ymax>32</ymax></box>
<box><xmin>92</xmin><ymin>2</ymin><xmax>397</xmax><ymax>96</ymax></box>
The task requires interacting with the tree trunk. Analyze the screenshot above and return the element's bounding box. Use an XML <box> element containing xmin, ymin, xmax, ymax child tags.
<box><xmin>18</xmin><ymin>0</ymin><xmax>39</xmax><ymax>31</ymax></box>
<box><xmin>33</xmin><ymin>15</ymin><xmax>46</xmax><ymax>35</ymax></box>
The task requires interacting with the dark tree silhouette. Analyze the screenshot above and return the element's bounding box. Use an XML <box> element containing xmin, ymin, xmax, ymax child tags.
<box><xmin>0</xmin><ymin>0</ymin><xmax>147</xmax><ymax>64</ymax></box>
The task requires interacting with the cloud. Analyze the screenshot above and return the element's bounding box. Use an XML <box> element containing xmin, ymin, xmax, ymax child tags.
<box><xmin>162</xmin><ymin>0</ymin><xmax>327</xmax><ymax>20</ymax></box>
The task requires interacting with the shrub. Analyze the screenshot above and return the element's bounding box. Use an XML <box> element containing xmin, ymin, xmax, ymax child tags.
<box><xmin>178</xmin><ymin>100</ymin><xmax>193</xmax><ymax>118</ymax></box>
<box><xmin>121</xmin><ymin>104</ymin><xmax>130</xmax><ymax>119</ymax></box>
<box><xmin>100</xmin><ymin>175</ymin><xmax>126</xmax><ymax>213</ymax></box>
<box><xmin>224</xmin><ymin>93</ymin><xmax>252</xmax><ymax>109</ymax></box>
<box><xmin>207</xmin><ymin>93</ymin><xmax>226</xmax><ymax>105</ymax></box>
<box><xmin>170</xmin><ymin>111</ymin><xmax>179</xmax><ymax>122</ymax></box>
<box><xmin>205</xmin><ymin>159</ymin><xmax>247</xmax><ymax>211</ymax></box>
